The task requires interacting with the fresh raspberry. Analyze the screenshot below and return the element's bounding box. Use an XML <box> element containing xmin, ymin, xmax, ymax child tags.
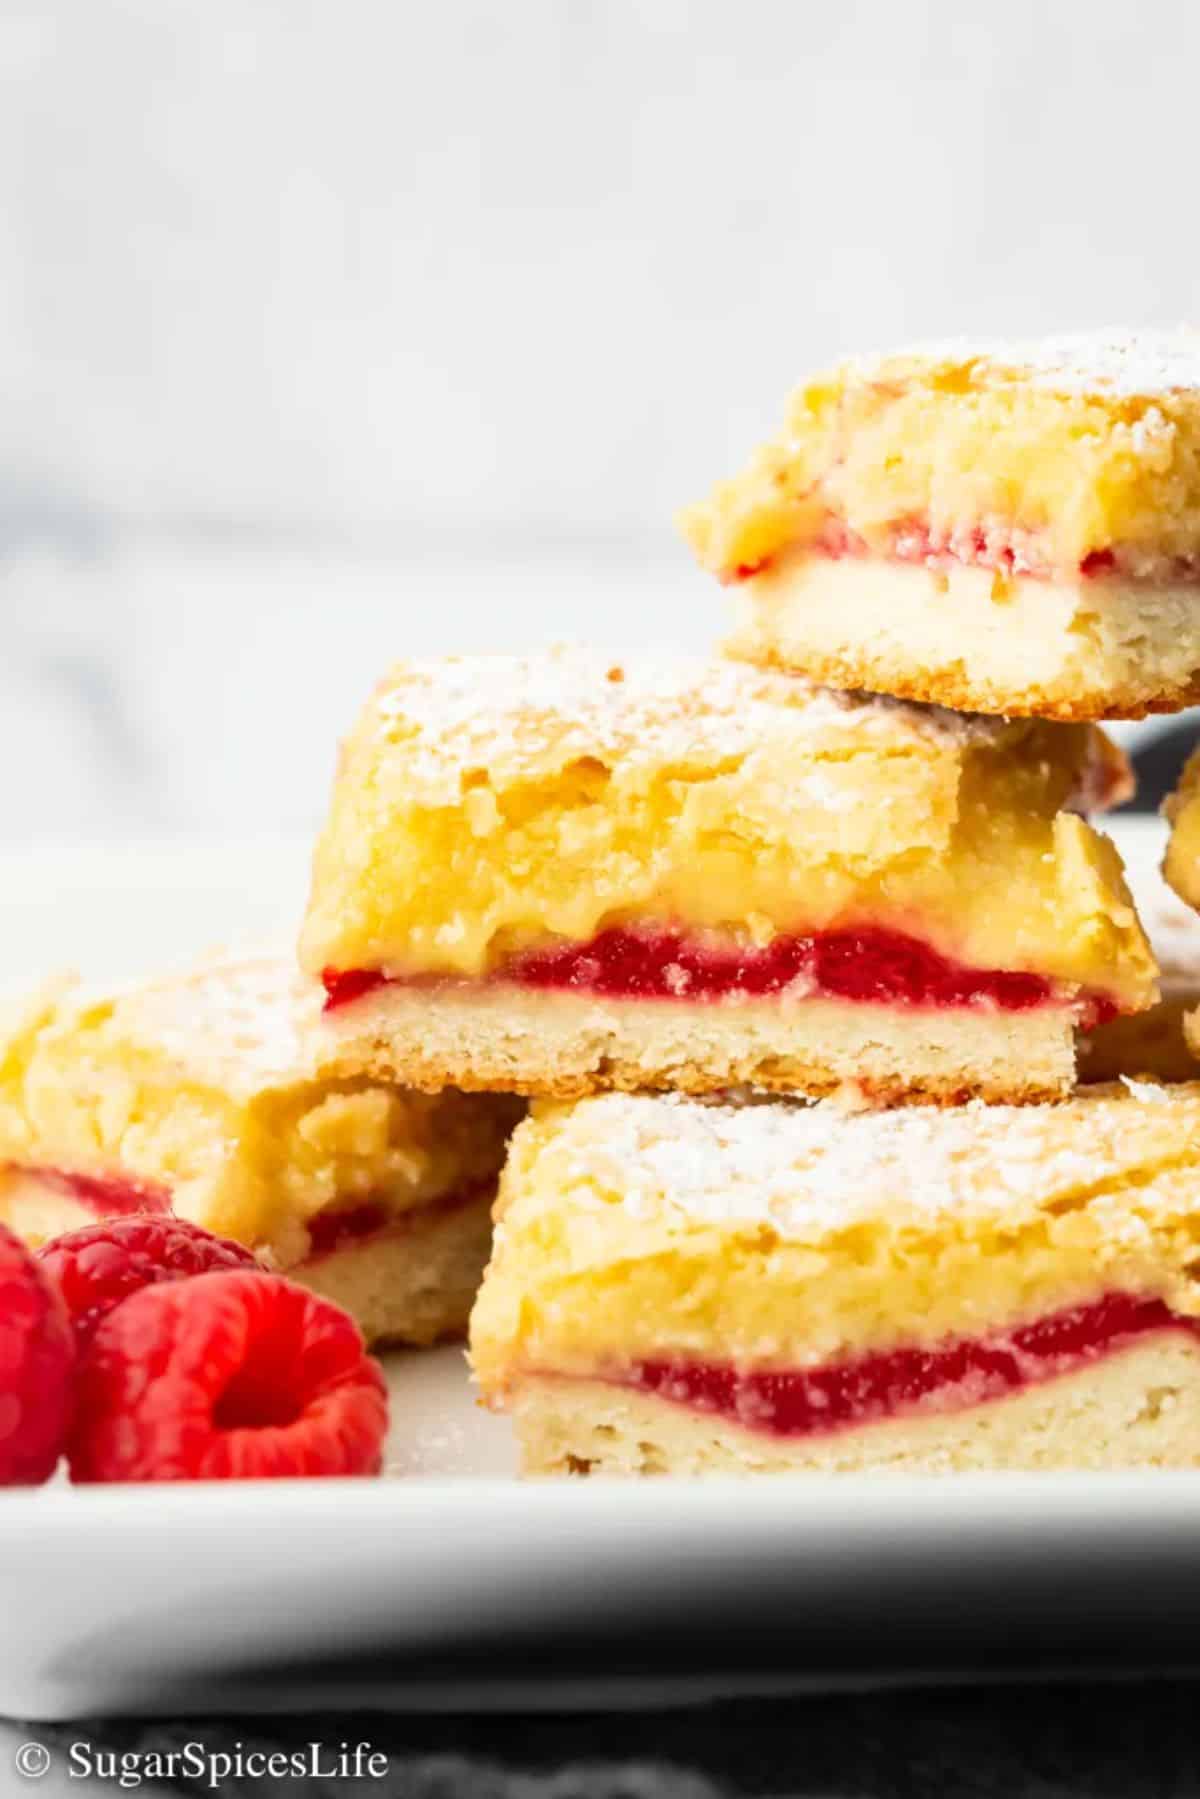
<box><xmin>38</xmin><ymin>1215</ymin><xmax>258</xmax><ymax>1354</ymax></box>
<box><xmin>69</xmin><ymin>1270</ymin><xmax>389</xmax><ymax>1482</ymax></box>
<box><xmin>0</xmin><ymin>1222</ymin><xmax>74</xmax><ymax>1484</ymax></box>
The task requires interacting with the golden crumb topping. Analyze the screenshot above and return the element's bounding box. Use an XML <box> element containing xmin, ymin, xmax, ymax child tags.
<box><xmin>300</xmin><ymin>651</ymin><xmax>1154</xmax><ymax>1007</ymax></box>
<box><xmin>681</xmin><ymin>330</ymin><xmax>1200</xmax><ymax>581</ymax></box>
<box><xmin>470</xmin><ymin>1084</ymin><xmax>1200</xmax><ymax>1385</ymax></box>
<box><xmin>0</xmin><ymin>956</ymin><xmax>518</xmax><ymax>1260</ymax></box>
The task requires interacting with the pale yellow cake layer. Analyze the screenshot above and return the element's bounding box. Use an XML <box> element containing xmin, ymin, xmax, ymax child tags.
<box><xmin>727</xmin><ymin>552</ymin><xmax>1200</xmax><ymax>720</ymax></box>
<box><xmin>0</xmin><ymin>957</ymin><xmax>519</xmax><ymax>1266</ymax></box>
<box><xmin>681</xmin><ymin>331</ymin><xmax>1200</xmax><ymax>580</ymax></box>
<box><xmin>299</xmin><ymin>650</ymin><xmax>1154</xmax><ymax>1008</ymax></box>
<box><xmin>511</xmin><ymin>1339</ymin><xmax>1200</xmax><ymax>1475</ymax></box>
<box><xmin>469</xmin><ymin>1084</ymin><xmax>1200</xmax><ymax>1394</ymax></box>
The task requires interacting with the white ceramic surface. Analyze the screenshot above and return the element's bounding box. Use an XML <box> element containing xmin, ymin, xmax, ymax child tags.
<box><xmin>4</xmin><ymin>821</ymin><xmax>1200</xmax><ymax>1720</ymax></box>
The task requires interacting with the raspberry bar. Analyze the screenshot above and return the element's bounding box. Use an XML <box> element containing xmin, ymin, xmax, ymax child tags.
<box><xmin>1159</xmin><ymin>750</ymin><xmax>1200</xmax><ymax>1068</ymax></box>
<box><xmin>471</xmin><ymin>1087</ymin><xmax>1200</xmax><ymax>1475</ymax></box>
<box><xmin>0</xmin><ymin>958</ymin><xmax>520</xmax><ymax>1347</ymax></box>
<box><xmin>1164</xmin><ymin>745</ymin><xmax>1200</xmax><ymax>914</ymax></box>
<box><xmin>1081</xmin><ymin>867</ymin><xmax>1200</xmax><ymax>1084</ymax></box>
<box><xmin>682</xmin><ymin>332</ymin><xmax>1200</xmax><ymax>718</ymax></box>
<box><xmin>300</xmin><ymin>650</ymin><xmax>1152</xmax><ymax>1106</ymax></box>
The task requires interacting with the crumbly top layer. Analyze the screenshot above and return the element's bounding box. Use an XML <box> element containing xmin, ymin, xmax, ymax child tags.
<box><xmin>10</xmin><ymin>955</ymin><xmax>324</xmax><ymax>1099</ymax></box>
<box><xmin>855</xmin><ymin>330</ymin><xmax>1200</xmax><ymax>401</ymax></box>
<box><xmin>301</xmin><ymin>654</ymin><xmax>1153</xmax><ymax>998</ymax></box>
<box><xmin>524</xmin><ymin>1085</ymin><xmax>1200</xmax><ymax>1240</ymax></box>
<box><xmin>369</xmin><ymin>650</ymin><xmax>1006</xmax><ymax>795</ymax></box>
<box><xmin>681</xmin><ymin>330</ymin><xmax>1200</xmax><ymax>580</ymax></box>
<box><xmin>0</xmin><ymin>955</ymin><xmax>520</xmax><ymax>1255</ymax></box>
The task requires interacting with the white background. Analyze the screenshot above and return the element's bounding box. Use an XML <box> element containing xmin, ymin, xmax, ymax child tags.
<box><xmin>0</xmin><ymin>0</ymin><xmax>1195</xmax><ymax>840</ymax></box>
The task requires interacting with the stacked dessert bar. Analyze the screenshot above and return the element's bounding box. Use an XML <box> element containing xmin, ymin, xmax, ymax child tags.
<box><xmin>302</xmin><ymin>653</ymin><xmax>1146</xmax><ymax>1104</ymax></box>
<box><xmin>7</xmin><ymin>330</ymin><xmax>1200</xmax><ymax>1478</ymax></box>
<box><xmin>466</xmin><ymin>331</ymin><xmax>1200</xmax><ymax>1474</ymax></box>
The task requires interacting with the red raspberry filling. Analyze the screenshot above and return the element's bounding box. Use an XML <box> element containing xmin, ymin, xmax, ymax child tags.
<box><xmin>23</xmin><ymin>1165</ymin><xmax>171</xmax><ymax>1218</ymax></box>
<box><xmin>38</xmin><ymin>1215</ymin><xmax>258</xmax><ymax>1354</ymax></box>
<box><xmin>0</xmin><ymin>1222</ymin><xmax>74</xmax><ymax>1485</ymax></box>
<box><xmin>302</xmin><ymin>1175</ymin><xmax>497</xmax><ymax>1262</ymax></box>
<box><xmin>304</xmin><ymin>1201</ymin><xmax>390</xmax><ymax>1259</ymax></box>
<box><xmin>323</xmin><ymin>926</ymin><xmax>1105</xmax><ymax>1018</ymax></box>
<box><xmin>323</xmin><ymin>967</ymin><xmax>389</xmax><ymax>1009</ymax></box>
<box><xmin>69</xmin><ymin>1269</ymin><xmax>388</xmax><ymax>1482</ymax></box>
<box><xmin>505</xmin><ymin>926</ymin><xmax>1065</xmax><ymax>1009</ymax></box>
<box><xmin>734</xmin><ymin>516</ymin><xmax>1191</xmax><ymax>584</ymax></box>
<box><xmin>622</xmin><ymin>1293</ymin><xmax>1194</xmax><ymax>1440</ymax></box>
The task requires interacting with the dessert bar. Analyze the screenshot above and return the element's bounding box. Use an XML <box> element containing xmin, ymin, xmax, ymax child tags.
<box><xmin>1079</xmin><ymin>986</ymin><xmax>1200</xmax><ymax>1085</ymax></box>
<box><xmin>1164</xmin><ymin>743</ymin><xmax>1200</xmax><ymax>915</ymax></box>
<box><xmin>682</xmin><ymin>332</ymin><xmax>1200</xmax><ymax>718</ymax></box>
<box><xmin>301</xmin><ymin>650</ymin><xmax>1152</xmax><ymax>1105</ymax></box>
<box><xmin>1161</xmin><ymin>749</ymin><xmax>1200</xmax><ymax>1068</ymax></box>
<box><xmin>1081</xmin><ymin>870</ymin><xmax>1200</xmax><ymax>1084</ymax></box>
<box><xmin>471</xmin><ymin>1087</ymin><xmax>1200</xmax><ymax>1474</ymax></box>
<box><xmin>0</xmin><ymin>957</ymin><xmax>520</xmax><ymax>1346</ymax></box>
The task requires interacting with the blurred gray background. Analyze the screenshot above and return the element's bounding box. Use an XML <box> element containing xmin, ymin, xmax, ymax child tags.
<box><xmin>1</xmin><ymin>0</ymin><xmax>1195</xmax><ymax>840</ymax></box>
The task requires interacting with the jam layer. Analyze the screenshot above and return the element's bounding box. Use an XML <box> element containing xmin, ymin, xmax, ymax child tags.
<box><xmin>622</xmin><ymin>1294</ymin><xmax>1194</xmax><ymax>1441</ymax></box>
<box><xmin>13</xmin><ymin>1166</ymin><xmax>494</xmax><ymax>1262</ymax></box>
<box><xmin>301</xmin><ymin>1176</ymin><xmax>498</xmax><ymax>1263</ymax></box>
<box><xmin>20</xmin><ymin>1165</ymin><xmax>172</xmax><ymax>1218</ymax></box>
<box><xmin>323</xmin><ymin>925</ymin><xmax>1091</xmax><ymax>1014</ymax></box>
<box><xmin>735</xmin><ymin>517</ymin><xmax>1190</xmax><ymax>585</ymax></box>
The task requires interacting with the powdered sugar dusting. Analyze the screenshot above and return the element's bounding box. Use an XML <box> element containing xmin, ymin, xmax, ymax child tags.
<box><xmin>853</xmin><ymin>329</ymin><xmax>1200</xmax><ymax>400</ymax></box>
<box><xmin>370</xmin><ymin>649</ymin><xmax>1007</xmax><ymax>793</ymax></box>
<box><xmin>996</xmin><ymin>330</ymin><xmax>1200</xmax><ymax>397</ymax></box>
<box><xmin>552</xmin><ymin>1087</ymin><xmax>1200</xmax><ymax>1239</ymax></box>
<box><xmin>107</xmin><ymin>954</ymin><xmax>323</xmax><ymax>1093</ymax></box>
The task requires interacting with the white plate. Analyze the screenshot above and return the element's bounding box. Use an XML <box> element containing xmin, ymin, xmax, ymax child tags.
<box><xmin>5</xmin><ymin>820</ymin><xmax>1200</xmax><ymax>1721</ymax></box>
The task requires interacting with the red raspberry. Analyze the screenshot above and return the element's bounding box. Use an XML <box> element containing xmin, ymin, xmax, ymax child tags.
<box><xmin>38</xmin><ymin>1215</ymin><xmax>258</xmax><ymax>1354</ymax></box>
<box><xmin>69</xmin><ymin>1270</ymin><xmax>389</xmax><ymax>1482</ymax></box>
<box><xmin>0</xmin><ymin>1221</ymin><xmax>74</xmax><ymax>1484</ymax></box>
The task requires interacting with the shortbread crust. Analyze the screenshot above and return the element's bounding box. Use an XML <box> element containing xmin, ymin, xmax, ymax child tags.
<box><xmin>310</xmin><ymin>980</ymin><xmax>1078</xmax><ymax>1105</ymax></box>
<box><xmin>726</xmin><ymin>552</ymin><xmax>1200</xmax><ymax>720</ymax></box>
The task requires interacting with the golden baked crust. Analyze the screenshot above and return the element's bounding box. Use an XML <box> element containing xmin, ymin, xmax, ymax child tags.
<box><xmin>729</xmin><ymin>627</ymin><xmax>1200</xmax><ymax>723</ymax></box>
<box><xmin>300</xmin><ymin>649</ymin><xmax>1155</xmax><ymax>1010</ymax></box>
<box><xmin>469</xmin><ymin>1083</ymin><xmax>1200</xmax><ymax>1395</ymax></box>
<box><xmin>309</xmin><ymin>982</ymin><xmax>1076</xmax><ymax>1105</ymax></box>
<box><xmin>681</xmin><ymin>331</ymin><xmax>1200</xmax><ymax>580</ymax></box>
<box><xmin>0</xmin><ymin>955</ymin><xmax>519</xmax><ymax>1267</ymax></box>
<box><xmin>509</xmin><ymin>1346</ymin><xmax>1200</xmax><ymax>1475</ymax></box>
